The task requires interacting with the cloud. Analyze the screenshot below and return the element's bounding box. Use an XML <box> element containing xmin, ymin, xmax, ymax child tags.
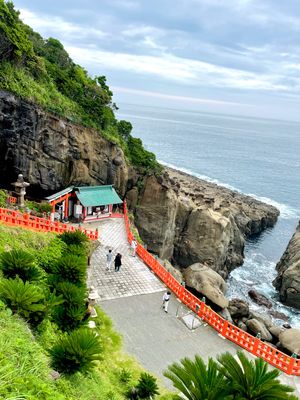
<box><xmin>19</xmin><ymin>8</ymin><xmax>108</xmax><ymax>39</ymax></box>
<box><xmin>65</xmin><ymin>45</ymin><xmax>291</xmax><ymax>92</ymax></box>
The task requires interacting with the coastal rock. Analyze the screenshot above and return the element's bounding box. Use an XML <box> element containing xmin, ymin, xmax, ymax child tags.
<box><xmin>0</xmin><ymin>90</ymin><xmax>130</xmax><ymax>195</ymax></box>
<box><xmin>135</xmin><ymin>168</ymin><xmax>279</xmax><ymax>277</ymax></box>
<box><xmin>249</xmin><ymin>310</ymin><xmax>273</xmax><ymax>328</ymax></box>
<box><xmin>279</xmin><ymin>329</ymin><xmax>300</xmax><ymax>354</ymax></box>
<box><xmin>273</xmin><ymin>222</ymin><xmax>300</xmax><ymax>310</ymax></box>
<box><xmin>248</xmin><ymin>290</ymin><xmax>272</xmax><ymax>309</ymax></box>
<box><xmin>163</xmin><ymin>260</ymin><xmax>183</xmax><ymax>283</ymax></box>
<box><xmin>245</xmin><ymin>318</ymin><xmax>272</xmax><ymax>341</ymax></box>
<box><xmin>0</xmin><ymin>90</ymin><xmax>280</xmax><ymax>281</ymax></box>
<box><xmin>228</xmin><ymin>298</ymin><xmax>249</xmax><ymax>318</ymax></box>
<box><xmin>219</xmin><ymin>308</ymin><xmax>233</xmax><ymax>323</ymax></box>
<box><xmin>183</xmin><ymin>263</ymin><xmax>229</xmax><ymax>308</ymax></box>
<box><xmin>269</xmin><ymin>325</ymin><xmax>285</xmax><ymax>339</ymax></box>
<box><xmin>268</xmin><ymin>309</ymin><xmax>289</xmax><ymax>322</ymax></box>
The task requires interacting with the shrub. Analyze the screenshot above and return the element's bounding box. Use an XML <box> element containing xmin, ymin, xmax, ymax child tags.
<box><xmin>52</xmin><ymin>281</ymin><xmax>87</xmax><ymax>331</ymax></box>
<box><xmin>119</xmin><ymin>367</ymin><xmax>133</xmax><ymax>383</ymax></box>
<box><xmin>135</xmin><ymin>372</ymin><xmax>159</xmax><ymax>399</ymax></box>
<box><xmin>49</xmin><ymin>328</ymin><xmax>102</xmax><ymax>374</ymax></box>
<box><xmin>36</xmin><ymin>236</ymin><xmax>67</xmax><ymax>272</ymax></box>
<box><xmin>53</xmin><ymin>254</ymin><xmax>87</xmax><ymax>285</ymax></box>
<box><xmin>25</xmin><ymin>200</ymin><xmax>52</xmax><ymax>214</ymax></box>
<box><xmin>0</xmin><ymin>190</ymin><xmax>8</xmax><ymax>207</ymax></box>
<box><xmin>59</xmin><ymin>230</ymin><xmax>89</xmax><ymax>246</ymax></box>
<box><xmin>0</xmin><ymin>278</ymin><xmax>45</xmax><ymax>319</ymax></box>
<box><xmin>65</xmin><ymin>243</ymin><xmax>89</xmax><ymax>257</ymax></box>
<box><xmin>0</xmin><ymin>249</ymin><xmax>41</xmax><ymax>281</ymax></box>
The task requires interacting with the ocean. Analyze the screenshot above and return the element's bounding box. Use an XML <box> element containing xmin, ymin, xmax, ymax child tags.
<box><xmin>117</xmin><ymin>103</ymin><xmax>300</xmax><ymax>326</ymax></box>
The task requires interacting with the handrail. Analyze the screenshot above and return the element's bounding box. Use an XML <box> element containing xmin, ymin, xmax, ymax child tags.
<box><xmin>123</xmin><ymin>201</ymin><xmax>299</xmax><ymax>376</ymax></box>
<box><xmin>0</xmin><ymin>207</ymin><xmax>98</xmax><ymax>240</ymax></box>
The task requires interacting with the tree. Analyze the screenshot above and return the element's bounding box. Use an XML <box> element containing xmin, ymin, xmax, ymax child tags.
<box><xmin>117</xmin><ymin>120</ymin><xmax>132</xmax><ymax>140</ymax></box>
<box><xmin>164</xmin><ymin>355</ymin><xmax>230</xmax><ymax>400</ymax></box>
<box><xmin>217</xmin><ymin>351</ymin><xmax>297</xmax><ymax>400</ymax></box>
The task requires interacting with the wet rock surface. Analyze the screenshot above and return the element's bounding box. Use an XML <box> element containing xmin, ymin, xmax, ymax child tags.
<box><xmin>273</xmin><ymin>222</ymin><xmax>300</xmax><ymax>310</ymax></box>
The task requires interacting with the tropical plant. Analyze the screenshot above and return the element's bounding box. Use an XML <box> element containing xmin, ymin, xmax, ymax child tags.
<box><xmin>135</xmin><ymin>372</ymin><xmax>160</xmax><ymax>399</ymax></box>
<box><xmin>59</xmin><ymin>230</ymin><xmax>89</xmax><ymax>246</ymax></box>
<box><xmin>52</xmin><ymin>281</ymin><xmax>87</xmax><ymax>331</ymax></box>
<box><xmin>0</xmin><ymin>278</ymin><xmax>45</xmax><ymax>319</ymax></box>
<box><xmin>164</xmin><ymin>355</ymin><xmax>231</xmax><ymax>400</ymax></box>
<box><xmin>65</xmin><ymin>243</ymin><xmax>89</xmax><ymax>257</ymax></box>
<box><xmin>49</xmin><ymin>328</ymin><xmax>102</xmax><ymax>374</ymax></box>
<box><xmin>217</xmin><ymin>351</ymin><xmax>297</xmax><ymax>400</ymax></box>
<box><xmin>53</xmin><ymin>254</ymin><xmax>87</xmax><ymax>285</ymax></box>
<box><xmin>0</xmin><ymin>249</ymin><xmax>41</xmax><ymax>281</ymax></box>
<box><xmin>119</xmin><ymin>367</ymin><xmax>133</xmax><ymax>383</ymax></box>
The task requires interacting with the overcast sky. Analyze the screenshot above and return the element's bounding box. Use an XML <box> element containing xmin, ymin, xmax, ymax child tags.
<box><xmin>12</xmin><ymin>0</ymin><xmax>300</xmax><ymax>120</ymax></box>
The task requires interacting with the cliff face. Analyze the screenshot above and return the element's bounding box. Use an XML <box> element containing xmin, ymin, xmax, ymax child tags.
<box><xmin>0</xmin><ymin>90</ymin><xmax>279</xmax><ymax>277</ymax></box>
<box><xmin>273</xmin><ymin>222</ymin><xmax>300</xmax><ymax>310</ymax></box>
<box><xmin>129</xmin><ymin>168</ymin><xmax>279</xmax><ymax>277</ymax></box>
<box><xmin>0</xmin><ymin>90</ymin><xmax>130</xmax><ymax>195</ymax></box>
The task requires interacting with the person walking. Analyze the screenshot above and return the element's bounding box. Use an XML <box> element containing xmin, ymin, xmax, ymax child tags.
<box><xmin>131</xmin><ymin>238</ymin><xmax>137</xmax><ymax>257</ymax></box>
<box><xmin>114</xmin><ymin>253</ymin><xmax>122</xmax><ymax>272</ymax></box>
<box><xmin>162</xmin><ymin>291</ymin><xmax>171</xmax><ymax>313</ymax></box>
<box><xmin>106</xmin><ymin>249</ymin><xmax>113</xmax><ymax>271</ymax></box>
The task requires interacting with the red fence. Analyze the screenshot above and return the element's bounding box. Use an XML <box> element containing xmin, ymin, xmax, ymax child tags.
<box><xmin>123</xmin><ymin>202</ymin><xmax>300</xmax><ymax>376</ymax></box>
<box><xmin>0</xmin><ymin>207</ymin><xmax>98</xmax><ymax>240</ymax></box>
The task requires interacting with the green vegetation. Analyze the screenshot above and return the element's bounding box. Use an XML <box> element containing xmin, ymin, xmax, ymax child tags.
<box><xmin>0</xmin><ymin>224</ymin><xmax>173</xmax><ymax>399</ymax></box>
<box><xmin>0</xmin><ymin>249</ymin><xmax>42</xmax><ymax>281</ymax></box>
<box><xmin>25</xmin><ymin>199</ymin><xmax>53</xmax><ymax>215</ymax></box>
<box><xmin>0</xmin><ymin>0</ymin><xmax>160</xmax><ymax>172</ymax></box>
<box><xmin>164</xmin><ymin>351</ymin><xmax>297</xmax><ymax>400</ymax></box>
<box><xmin>0</xmin><ymin>189</ymin><xmax>8</xmax><ymax>206</ymax></box>
<box><xmin>50</xmin><ymin>328</ymin><xmax>103</xmax><ymax>374</ymax></box>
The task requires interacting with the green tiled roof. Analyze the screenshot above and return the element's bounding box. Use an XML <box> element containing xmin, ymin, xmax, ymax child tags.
<box><xmin>75</xmin><ymin>185</ymin><xmax>122</xmax><ymax>207</ymax></box>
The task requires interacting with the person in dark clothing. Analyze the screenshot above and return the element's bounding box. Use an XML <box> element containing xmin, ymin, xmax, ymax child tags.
<box><xmin>114</xmin><ymin>253</ymin><xmax>122</xmax><ymax>272</ymax></box>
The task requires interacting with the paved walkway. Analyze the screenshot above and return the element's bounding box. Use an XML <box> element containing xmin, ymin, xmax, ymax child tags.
<box><xmin>87</xmin><ymin>217</ymin><xmax>300</xmax><ymax>396</ymax></box>
<box><xmin>87</xmin><ymin>219</ymin><xmax>164</xmax><ymax>300</ymax></box>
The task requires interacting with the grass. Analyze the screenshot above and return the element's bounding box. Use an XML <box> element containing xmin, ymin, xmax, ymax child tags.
<box><xmin>0</xmin><ymin>224</ymin><xmax>174</xmax><ymax>399</ymax></box>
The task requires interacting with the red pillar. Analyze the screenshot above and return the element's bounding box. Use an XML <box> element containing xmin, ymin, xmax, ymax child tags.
<box><xmin>109</xmin><ymin>204</ymin><xmax>113</xmax><ymax>214</ymax></box>
<box><xmin>64</xmin><ymin>196</ymin><xmax>69</xmax><ymax>218</ymax></box>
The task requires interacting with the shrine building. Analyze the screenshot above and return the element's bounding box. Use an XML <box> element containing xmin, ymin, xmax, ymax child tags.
<box><xmin>45</xmin><ymin>185</ymin><xmax>123</xmax><ymax>221</ymax></box>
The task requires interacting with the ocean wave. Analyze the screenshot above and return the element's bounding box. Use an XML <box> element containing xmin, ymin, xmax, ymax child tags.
<box><xmin>160</xmin><ymin>161</ymin><xmax>300</xmax><ymax>219</ymax></box>
<box><xmin>247</xmin><ymin>194</ymin><xmax>300</xmax><ymax>219</ymax></box>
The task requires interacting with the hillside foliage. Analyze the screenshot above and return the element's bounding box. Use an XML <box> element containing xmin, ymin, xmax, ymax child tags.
<box><xmin>0</xmin><ymin>0</ymin><xmax>159</xmax><ymax>172</ymax></box>
<box><xmin>0</xmin><ymin>224</ymin><xmax>173</xmax><ymax>399</ymax></box>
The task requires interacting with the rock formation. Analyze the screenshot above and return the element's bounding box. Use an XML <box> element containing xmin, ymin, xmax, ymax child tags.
<box><xmin>183</xmin><ymin>263</ymin><xmax>229</xmax><ymax>308</ymax></box>
<box><xmin>131</xmin><ymin>168</ymin><xmax>279</xmax><ymax>277</ymax></box>
<box><xmin>0</xmin><ymin>90</ymin><xmax>130</xmax><ymax>195</ymax></box>
<box><xmin>279</xmin><ymin>329</ymin><xmax>300</xmax><ymax>355</ymax></box>
<box><xmin>273</xmin><ymin>222</ymin><xmax>300</xmax><ymax>310</ymax></box>
<box><xmin>0</xmin><ymin>90</ymin><xmax>279</xmax><ymax>279</ymax></box>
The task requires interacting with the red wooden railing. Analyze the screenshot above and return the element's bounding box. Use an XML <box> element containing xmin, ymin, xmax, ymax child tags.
<box><xmin>0</xmin><ymin>207</ymin><xmax>98</xmax><ymax>240</ymax></box>
<box><xmin>123</xmin><ymin>201</ymin><xmax>300</xmax><ymax>376</ymax></box>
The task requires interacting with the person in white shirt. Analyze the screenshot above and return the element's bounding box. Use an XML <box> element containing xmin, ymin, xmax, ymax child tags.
<box><xmin>106</xmin><ymin>249</ymin><xmax>112</xmax><ymax>271</ymax></box>
<box><xmin>162</xmin><ymin>291</ymin><xmax>171</xmax><ymax>313</ymax></box>
<box><xmin>131</xmin><ymin>238</ymin><xmax>137</xmax><ymax>257</ymax></box>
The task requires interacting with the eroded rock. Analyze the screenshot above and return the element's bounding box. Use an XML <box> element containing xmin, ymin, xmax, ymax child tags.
<box><xmin>279</xmin><ymin>329</ymin><xmax>300</xmax><ymax>354</ymax></box>
<box><xmin>245</xmin><ymin>318</ymin><xmax>272</xmax><ymax>341</ymax></box>
<box><xmin>228</xmin><ymin>298</ymin><xmax>249</xmax><ymax>318</ymax></box>
<box><xmin>248</xmin><ymin>290</ymin><xmax>272</xmax><ymax>309</ymax></box>
<box><xmin>183</xmin><ymin>263</ymin><xmax>229</xmax><ymax>308</ymax></box>
<box><xmin>273</xmin><ymin>222</ymin><xmax>300</xmax><ymax>310</ymax></box>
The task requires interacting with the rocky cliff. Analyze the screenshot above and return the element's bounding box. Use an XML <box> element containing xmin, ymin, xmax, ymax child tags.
<box><xmin>0</xmin><ymin>90</ymin><xmax>279</xmax><ymax>277</ymax></box>
<box><xmin>0</xmin><ymin>90</ymin><xmax>131</xmax><ymax>195</ymax></box>
<box><xmin>128</xmin><ymin>168</ymin><xmax>279</xmax><ymax>277</ymax></box>
<box><xmin>273</xmin><ymin>222</ymin><xmax>300</xmax><ymax>310</ymax></box>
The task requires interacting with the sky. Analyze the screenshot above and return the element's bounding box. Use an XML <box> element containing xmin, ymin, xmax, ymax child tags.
<box><xmin>11</xmin><ymin>0</ymin><xmax>300</xmax><ymax>121</ymax></box>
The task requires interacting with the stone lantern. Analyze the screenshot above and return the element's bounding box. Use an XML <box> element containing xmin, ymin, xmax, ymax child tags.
<box><xmin>88</xmin><ymin>286</ymin><xmax>99</xmax><ymax>317</ymax></box>
<box><xmin>11</xmin><ymin>174</ymin><xmax>30</xmax><ymax>208</ymax></box>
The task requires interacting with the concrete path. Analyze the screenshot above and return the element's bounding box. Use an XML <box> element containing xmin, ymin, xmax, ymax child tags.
<box><xmin>86</xmin><ymin>217</ymin><xmax>300</xmax><ymax>396</ymax></box>
<box><xmin>100</xmin><ymin>291</ymin><xmax>239</xmax><ymax>388</ymax></box>
<box><xmin>87</xmin><ymin>218</ymin><xmax>164</xmax><ymax>300</ymax></box>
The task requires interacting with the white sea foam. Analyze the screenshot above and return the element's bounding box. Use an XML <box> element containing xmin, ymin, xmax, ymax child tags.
<box><xmin>160</xmin><ymin>161</ymin><xmax>300</xmax><ymax>220</ymax></box>
<box><xmin>247</xmin><ymin>194</ymin><xmax>300</xmax><ymax>219</ymax></box>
